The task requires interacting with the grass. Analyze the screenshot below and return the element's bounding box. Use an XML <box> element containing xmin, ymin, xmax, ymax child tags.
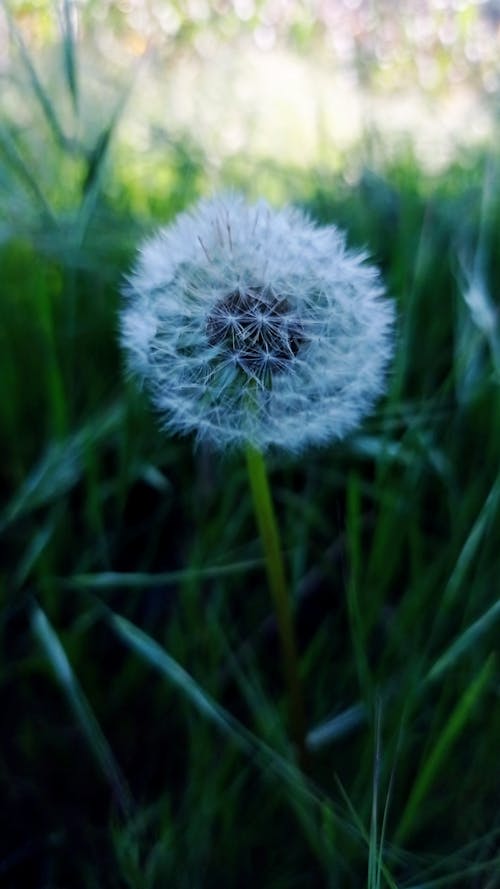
<box><xmin>1</xmin><ymin>9</ymin><xmax>500</xmax><ymax>888</ymax></box>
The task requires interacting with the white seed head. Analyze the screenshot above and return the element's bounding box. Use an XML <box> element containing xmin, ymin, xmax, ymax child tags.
<box><xmin>120</xmin><ymin>193</ymin><xmax>396</xmax><ymax>453</ymax></box>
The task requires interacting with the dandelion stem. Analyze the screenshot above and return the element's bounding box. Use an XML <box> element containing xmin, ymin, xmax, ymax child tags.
<box><xmin>245</xmin><ymin>445</ymin><xmax>307</xmax><ymax>770</ymax></box>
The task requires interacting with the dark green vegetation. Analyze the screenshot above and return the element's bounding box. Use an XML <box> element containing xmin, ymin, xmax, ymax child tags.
<box><xmin>1</xmin><ymin>14</ymin><xmax>500</xmax><ymax>889</ymax></box>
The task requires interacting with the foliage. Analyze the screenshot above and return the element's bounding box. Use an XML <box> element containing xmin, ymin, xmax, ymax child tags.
<box><xmin>1</xmin><ymin>5</ymin><xmax>499</xmax><ymax>887</ymax></box>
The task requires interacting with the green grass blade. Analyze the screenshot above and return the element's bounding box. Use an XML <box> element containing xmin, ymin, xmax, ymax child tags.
<box><xmin>110</xmin><ymin>611</ymin><xmax>273</xmax><ymax>756</ymax></box>
<box><xmin>75</xmin><ymin>77</ymin><xmax>138</xmax><ymax>241</ymax></box>
<box><xmin>0</xmin><ymin>402</ymin><xmax>125</xmax><ymax>531</ymax></box>
<box><xmin>31</xmin><ymin>605</ymin><xmax>133</xmax><ymax>817</ymax></box>
<box><xmin>59</xmin><ymin>559</ymin><xmax>263</xmax><ymax>590</ymax></box>
<box><xmin>404</xmin><ymin>855</ymin><xmax>500</xmax><ymax>888</ymax></box>
<box><xmin>0</xmin><ymin>125</ymin><xmax>56</xmax><ymax>223</ymax></box>
<box><xmin>335</xmin><ymin>776</ymin><xmax>399</xmax><ymax>889</ymax></box>
<box><xmin>346</xmin><ymin>472</ymin><xmax>373</xmax><ymax>703</ymax></box>
<box><xmin>395</xmin><ymin>654</ymin><xmax>495</xmax><ymax>845</ymax></box>
<box><xmin>368</xmin><ymin>702</ymin><xmax>382</xmax><ymax>889</ymax></box>
<box><xmin>442</xmin><ymin>475</ymin><xmax>500</xmax><ymax>610</ymax></box>
<box><xmin>308</xmin><ymin>595</ymin><xmax>500</xmax><ymax>754</ymax></box>
<box><xmin>58</xmin><ymin>0</ymin><xmax>79</xmax><ymax>113</ymax></box>
<box><xmin>13</xmin><ymin>518</ymin><xmax>55</xmax><ymax>590</ymax></box>
<box><xmin>376</xmin><ymin>764</ymin><xmax>397</xmax><ymax>889</ymax></box>
<box><xmin>401</xmin><ymin>834</ymin><xmax>500</xmax><ymax>888</ymax></box>
<box><xmin>109</xmin><ymin>611</ymin><xmax>352</xmax><ymax>835</ymax></box>
<box><xmin>111</xmin><ymin>610</ymin><xmax>362</xmax><ymax>872</ymax></box>
<box><xmin>427</xmin><ymin>598</ymin><xmax>500</xmax><ymax>685</ymax></box>
<box><xmin>306</xmin><ymin>702</ymin><xmax>367</xmax><ymax>750</ymax></box>
<box><xmin>5</xmin><ymin>10</ymin><xmax>75</xmax><ymax>154</ymax></box>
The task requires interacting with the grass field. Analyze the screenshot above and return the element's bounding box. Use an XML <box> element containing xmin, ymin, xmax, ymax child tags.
<box><xmin>1</xmin><ymin>8</ymin><xmax>500</xmax><ymax>888</ymax></box>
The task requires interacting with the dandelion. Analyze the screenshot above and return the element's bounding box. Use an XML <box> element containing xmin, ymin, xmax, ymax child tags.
<box><xmin>120</xmin><ymin>193</ymin><xmax>396</xmax><ymax>769</ymax></box>
<box><xmin>120</xmin><ymin>193</ymin><xmax>395</xmax><ymax>454</ymax></box>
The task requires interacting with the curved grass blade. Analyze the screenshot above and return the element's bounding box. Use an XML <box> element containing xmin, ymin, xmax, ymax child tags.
<box><xmin>0</xmin><ymin>125</ymin><xmax>56</xmax><ymax>224</ymax></box>
<box><xmin>31</xmin><ymin>604</ymin><xmax>133</xmax><ymax>818</ymax></box>
<box><xmin>13</xmin><ymin>518</ymin><xmax>56</xmax><ymax>591</ymax></box>
<box><xmin>5</xmin><ymin>9</ymin><xmax>77</xmax><ymax>155</ymax></box>
<box><xmin>306</xmin><ymin>702</ymin><xmax>367</xmax><ymax>751</ymax></box>
<box><xmin>308</xmin><ymin>594</ymin><xmax>499</xmax><ymax>753</ymax></box>
<box><xmin>395</xmin><ymin>654</ymin><xmax>495</xmax><ymax>845</ymax></box>
<box><xmin>57</xmin><ymin>0</ymin><xmax>79</xmax><ymax>113</ymax></box>
<box><xmin>442</xmin><ymin>475</ymin><xmax>500</xmax><ymax>611</ymax></box>
<box><xmin>335</xmin><ymin>775</ymin><xmax>399</xmax><ymax>889</ymax></box>
<box><xmin>74</xmin><ymin>66</ymin><xmax>143</xmax><ymax>243</ymax></box>
<box><xmin>109</xmin><ymin>611</ymin><xmax>354</xmax><ymax>840</ymax></box>
<box><xmin>110</xmin><ymin>611</ymin><xmax>283</xmax><ymax>762</ymax></box>
<box><xmin>60</xmin><ymin>559</ymin><xmax>263</xmax><ymax>591</ymax></box>
<box><xmin>0</xmin><ymin>402</ymin><xmax>125</xmax><ymax>532</ymax></box>
<box><xmin>399</xmin><ymin>825</ymin><xmax>500</xmax><ymax>888</ymax></box>
<box><xmin>426</xmin><ymin>598</ymin><xmax>500</xmax><ymax>685</ymax></box>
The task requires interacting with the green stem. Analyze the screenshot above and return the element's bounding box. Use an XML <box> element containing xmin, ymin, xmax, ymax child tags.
<box><xmin>245</xmin><ymin>445</ymin><xmax>307</xmax><ymax>769</ymax></box>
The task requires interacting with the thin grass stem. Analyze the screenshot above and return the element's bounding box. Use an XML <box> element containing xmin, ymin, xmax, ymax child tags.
<box><xmin>245</xmin><ymin>444</ymin><xmax>307</xmax><ymax>770</ymax></box>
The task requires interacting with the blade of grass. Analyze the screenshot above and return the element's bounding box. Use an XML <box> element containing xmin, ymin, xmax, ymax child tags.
<box><xmin>346</xmin><ymin>472</ymin><xmax>373</xmax><ymax>704</ymax></box>
<box><xmin>108</xmin><ymin>611</ymin><xmax>356</xmax><ymax>841</ymax></box>
<box><xmin>401</xmin><ymin>826</ymin><xmax>500</xmax><ymax>888</ymax></box>
<box><xmin>426</xmin><ymin>598</ymin><xmax>500</xmax><ymax>685</ymax></box>
<box><xmin>376</xmin><ymin>762</ymin><xmax>397</xmax><ymax>889</ymax></box>
<box><xmin>38</xmin><ymin>275</ymin><xmax>68</xmax><ymax>438</ymax></box>
<box><xmin>110</xmin><ymin>611</ymin><xmax>285</xmax><ymax>763</ymax></box>
<box><xmin>75</xmin><ymin>67</ymin><xmax>142</xmax><ymax>243</ymax></box>
<box><xmin>395</xmin><ymin>654</ymin><xmax>495</xmax><ymax>845</ymax></box>
<box><xmin>5</xmin><ymin>10</ymin><xmax>79</xmax><ymax>155</ymax></box>
<box><xmin>0</xmin><ymin>125</ymin><xmax>56</xmax><ymax>224</ymax></box>
<box><xmin>13</xmin><ymin>518</ymin><xmax>56</xmax><ymax>590</ymax></box>
<box><xmin>0</xmin><ymin>402</ymin><xmax>125</xmax><ymax>531</ymax></box>
<box><xmin>403</xmin><ymin>855</ymin><xmax>500</xmax><ymax>889</ymax></box>
<box><xmin>59</xmin><ymin>559</ymin><xmax>264</xmax><ymax>590</ymax></box>
<box><xmin>31</xmin><ymin>604</ymin><xmax>133</xmax><ymax>818</ymax></box>
<box><xmin>306</xmin><ymin>702</ymin><xmax>367</xmax><ymax>751</ymax></box>
<box><xmin>57</xmin><ymin>0</ymin><xmax>79</xmax><ymax>113</ymax></box>
<box><xmin>442</xmin><ymin>475</ymin><xmax>500</xmax><ymax>611</ymax></box>
<box><xmin>211</xmin><ymin>624</ymin><xmax>343</xmax><ymax>870</ymax></box>
<box><xmin>307</xmin><ymin>594</ymin><xmax>499</xmax><ymax>754</ymax></box>
<box><xmin>376</xmin><ymin>715</ymin><xmax>404</xmax><ymax>889</ymax></box>
<box><xmin>368</xmin><ymin>701</ymin><xmax>382</xmax><ymax>889</ymax></box>
<box><xmin>335</xmin><ymin>775</ymin><xmax>399</xmax><ymax>889</ymax></box>
<box><xmin>212</xmin><ymin>618</ymin><xmax>288</xmax><ymax>747</ymax></box>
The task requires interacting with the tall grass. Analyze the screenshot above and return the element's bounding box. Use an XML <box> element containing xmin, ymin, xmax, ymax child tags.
<box><xmin>1</xmin><ymin>8</ymin><xmax>499</xmax><ymax>888</ymax></box>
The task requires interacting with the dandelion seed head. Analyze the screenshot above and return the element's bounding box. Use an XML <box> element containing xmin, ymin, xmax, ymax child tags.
<box><xmin>120</xmin><ymin>193</ymin><xmax>396</xmax><ymax>452</ymax></box>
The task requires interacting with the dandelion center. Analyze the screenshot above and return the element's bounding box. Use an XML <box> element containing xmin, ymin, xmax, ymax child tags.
<box><xmin>206</xmin><ymin>286</ymin><xmax>304</xmax><ymax>377</ymax></box>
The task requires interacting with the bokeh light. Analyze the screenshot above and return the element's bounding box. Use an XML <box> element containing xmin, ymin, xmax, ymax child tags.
<box><xmin>1</xmin><ymin>0</ymin><xmax>498</xmax><ymax>180</ymax></box>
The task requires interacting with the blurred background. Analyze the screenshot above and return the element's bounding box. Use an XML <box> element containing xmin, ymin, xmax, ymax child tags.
<box><xmin>1</xmin><ymin>2</ymin><xmax>499</xmax><ymax>888</ymax></box>
<box><xmin>2</xmin><ymin>0</ymin><xmax>499</xmax><ymax>211</ymax></box>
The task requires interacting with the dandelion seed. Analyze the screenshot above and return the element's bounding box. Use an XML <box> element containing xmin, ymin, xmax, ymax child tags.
<box><xmin>120</xmin><ymin>193</ymin><xmax>396</xmax><ymax>452</ymax></box>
